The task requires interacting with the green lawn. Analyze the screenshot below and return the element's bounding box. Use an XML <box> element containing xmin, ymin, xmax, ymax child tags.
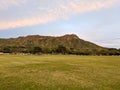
<box><xmin>0</xmin><ymin>55</ymin><xmax>120</xmax><ymax>90</ymax></box>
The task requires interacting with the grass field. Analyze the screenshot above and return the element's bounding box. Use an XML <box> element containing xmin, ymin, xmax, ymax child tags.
<box><xmin>0</xmin><ymin>55</ymin><xmax>120</xmax><ymax>90</ymax></box>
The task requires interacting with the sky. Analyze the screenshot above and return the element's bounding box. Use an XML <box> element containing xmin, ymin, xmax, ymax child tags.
<box><xmin>0</xmin><ymin>0</ymin><xmax>120</xmax><ymax>48</ymax></box>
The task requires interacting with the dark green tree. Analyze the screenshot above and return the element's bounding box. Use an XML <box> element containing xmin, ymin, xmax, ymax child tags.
<box><xmin>3</xmin><ymin>47</ymin><xmax>11</xmax><ymax>53</ymax></box>
<box><xmin>56</xmin><ymin>45</ymin><xmax>67</xmax><ymax>54</ymax></box>
<box><xmin>32</xmin><ymin>47</ymin><xmax>42</xmax><ymax>54</ymax></box>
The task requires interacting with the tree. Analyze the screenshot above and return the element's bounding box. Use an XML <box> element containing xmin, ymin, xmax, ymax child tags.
<box><xmin>3</xmin><ymin>47</ymin><xmax>11</xmax><ymax>53</ymax></box>
<box><xmin>32</xmin><ymin>47</ymin><xmax>42</xmax><ymax>54</ymax></box>
<box><xmin>108</xmin><ymin>48</ymin><xmax>119</xmax><ymax>55</ymax></box>
<box><xmin>56</xmin><ymin>45</ymin><xmax>67</xmax><ymax>54</ymax></box>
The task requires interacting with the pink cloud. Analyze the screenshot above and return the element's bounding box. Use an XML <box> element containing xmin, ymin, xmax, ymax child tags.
<box><xmin>0</xmin><ymin>0</ymin><xmax>118</xmax><ymax>30</ymax></box>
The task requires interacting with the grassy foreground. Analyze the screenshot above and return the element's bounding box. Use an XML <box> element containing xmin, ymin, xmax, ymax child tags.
<box><xmin>0</xmin><ymin>55</ymin><xmax>120</xmax><ymax>90</ymax></box>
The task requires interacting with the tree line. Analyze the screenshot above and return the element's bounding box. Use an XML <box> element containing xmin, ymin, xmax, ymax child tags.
<box><xmin>0</xmin><ymin>45</ymin><xmax>120</xmax><ymax>55</ymax></box>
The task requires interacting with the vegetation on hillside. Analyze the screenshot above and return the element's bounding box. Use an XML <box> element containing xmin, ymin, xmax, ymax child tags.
<box><xmin>0</xmin><ymin>34</ymin><xmax>119</xmax><ymax>55</ymax></box>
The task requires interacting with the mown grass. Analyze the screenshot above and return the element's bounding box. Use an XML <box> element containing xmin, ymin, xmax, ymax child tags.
<box><xmin>0</xmin><ymin>55</ymin><xmax>120</xmax><ymax>90</ymax></box>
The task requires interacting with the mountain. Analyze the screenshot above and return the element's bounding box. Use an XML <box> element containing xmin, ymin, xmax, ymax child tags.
<box><xmin>0</xmin><ymin>34</ymin><xmax>102</xmax><ymax>49</ymax></box>
<box><xmin>0</xmin><ymin>34</ymin><xmax>119</xmax><ymax>55</ymax></box>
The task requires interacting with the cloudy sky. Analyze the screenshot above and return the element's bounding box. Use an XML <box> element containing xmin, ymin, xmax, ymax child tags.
<box><xmin>0</xmin><ymin>0</ymin><xmax>120</xmax><ymax>48</ymax></box>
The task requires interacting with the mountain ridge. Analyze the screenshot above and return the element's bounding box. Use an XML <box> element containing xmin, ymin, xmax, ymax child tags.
<box><xmin>0</xmin><ymin>34</ymin><xmax>101</xmax><ymax>48</ymax></box>
<box><xmin>0</xmin><ymin>34</ymin><xmax>119</xmax><ymax>55</ymax></box>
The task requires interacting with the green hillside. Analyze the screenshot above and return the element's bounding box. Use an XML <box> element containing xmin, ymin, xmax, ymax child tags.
<box><xmin>0</xmin><ymin>34</ymin><xmax>119</xmax><ymax>55</ymax></box>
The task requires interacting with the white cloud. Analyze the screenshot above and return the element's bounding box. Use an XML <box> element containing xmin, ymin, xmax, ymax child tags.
<box><xmin>0</xmin><ymin>0</ymin><xmax>26</xmax><ymax>10</ymax></box>
<box><xmin>95</xmin><ymin>38</ymin><xmax>120</xmax><ymax>48</ymax></box>
<box><xmin>0</xmin><ymin>0</ymin><xmax>118</xmax><ymax>30</ymax></box>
